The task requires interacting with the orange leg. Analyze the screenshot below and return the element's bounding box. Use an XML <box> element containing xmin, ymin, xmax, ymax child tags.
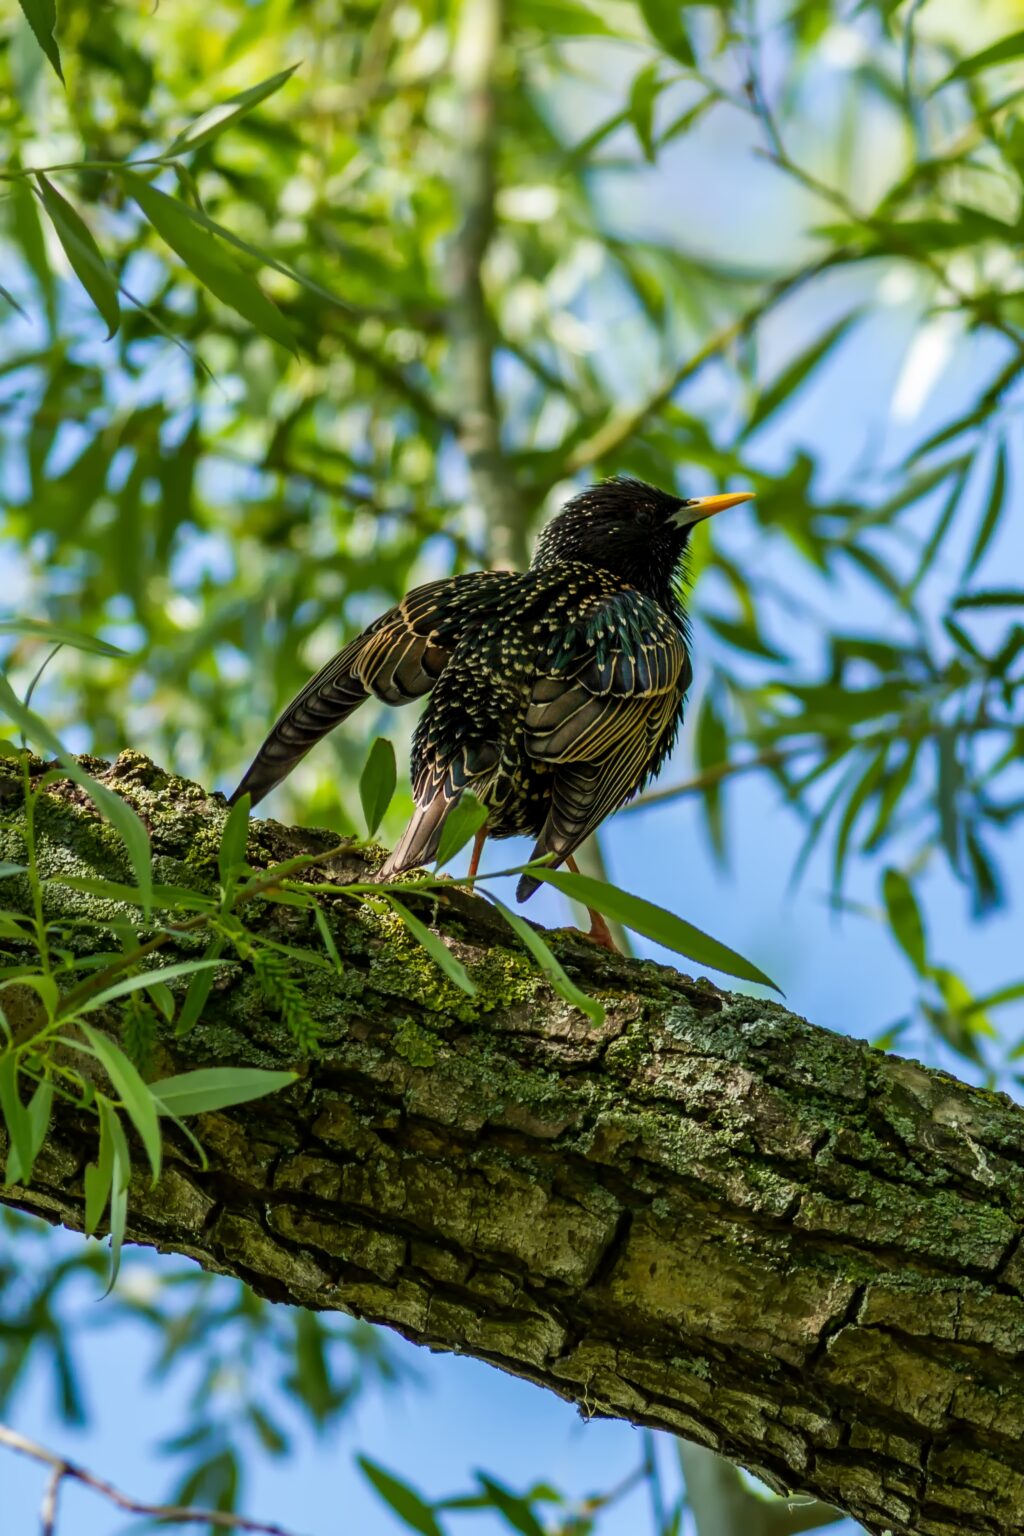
<box><xmin>467</xmin><ymin>827</ymin><xmax>487</xmax><ymax>882</ymax></box>
<box><xmin>565</xmin><ymin>854</ymin><xmax>618</xmax><ymax>952</ymax></box>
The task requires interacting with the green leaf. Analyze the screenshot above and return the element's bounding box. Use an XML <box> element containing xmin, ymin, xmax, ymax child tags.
<box><xmin>16</xmin><ymin>0</ymin><xmax>63</xmax><ymax>82</ymax></box>
<box><xmin>628</xmin><ymin>62</ymin><xmax>662</xmax><ymax>161</ymax></box>
<box><xmin>386</xmin><ymin>897</ymin><xmax>476</xmax><ymax>997</ymax></box>
<box><xmin>26</xmin><ymin>1076</ymin><xmax>53</xmax><ymax>1164</ymax></box>
<box><xmin>67</xmin><ymin>959</ymin><xmax>224</xmax><ymax>1018</ymax></box>
<box><xmin>167</xmin><ymin>64</ymin><xmax>300</xmax><ymax>155</ymax></box>
<box><xmin>218</xmin><ymin>793</ymin><xmax>251</xmax><ymax>888</ymax></box>
<box><xmin>0</xmin><ymin>863</ymin><xmax>27</xmax><ymax>879</ymax></box>
<box><xmin>123</xmin><ymin>173</ymin><xmax>298</xmax><ymax>353</ymax></box>
<box><xmin>10</xmin><ymin>182</ymin><xmax>56</xmax><ymax>333</ymax></box>
<box><xmin>0</xmin><ymin>674</ymin><xmax>153</xmax><ymax>918</ymax></box>
<box><xmin>695</xmin><ymin>687</ymin><xmax>728</xmax><ymax>864</ymax></box>
<box><xmin>474</xmin><ymin>1475</ymin><xmax>546</xmax><ymax>1536</ymax></box>
<box><xmin>964</xmin><ymin>440</ymin><xmax>1006</xmax><ymax>580</ymax></box>
<box><xmin>434</xmin><ymin>792</ymin><xmax>489</xmax><ymax>870</ymax></box>
<box><xmin>882</xmin><ymin>869</ymin><xmax>928</xmax><ymax>975</ymax></box>
<box><xmin>359</xmin><ymin>737</ymin><xmax>397</xmax><ymax>837</ymax></box>
<box><xmin>637</xmin><ymin>0</ymin><xmax>694</xmax><ymax>66</ymax></box>
<box><xmin>78</xmin><ymin>1023</ymin><xmax>162</xmax><ymax>1185</ymax></box>
<box><xmin>953</xmin><ymin>589</ymin><xmax>1024</xmax><ymax>609</ymax></box>
<box><xmin>935</xmin><ymin>726</ymin><xmax>962</xmax><ymax>872</ymax></box>
<box><xmin>490</xmin><ymin>899</ymin><xmax>603</xmax><ymax>1025</ymax></box>
<box><xmin>937</xmin><ymin>28</ymin><xmax>1024</xmax><ymax>87</ymax></box>
<box><xmin>514</xmin><ymin>0</ymin><xmax>614</xmax><ymax>36</ymax></box>
<box><xmin>50</xmin><ymin>875</ymin><xmax>213</xmax><ymax>911</ymax></box>
<box><xmin>748</xmin><ymin>315</ymin><xmax>857</xmax><ymax>431</ymax></box>
<box><xmin>36</xmin><ymin>175</ymin><xmax>120</xmax><ymax>338</ymax></box>
<box><xmin>0</xmin><ymin>1054</ymin><xmax>33</xmax><ymax>1185</ymax></box>
<box><xmin>359</xmin><ymin>1457</ymin><xmax>445</xmax><ymax>1536</ymax></box>
<box><xmin>104</xmin><ymin>1103</ymin><xmax>132</xmax><ymax>1291</ymax></box>
<box><xmin>1</xmin><ymin>972</ymin><xmax>59</xmax><ymax>1021</ymax></box>
<box><xmin>311</xmin><ymin>901</ymin><xmax>342</xmax><ymax>974</ymax></box>
<box><xmin>0</xmin><ymin>282</ymin><xmax>28</xmax><ymax>319</ymax></box>
<box><xmin>532</xmin><ymin>870</ymin><xmax>781</xmax><ymax>992</ymax></box>
<box><xmin>151</xmin><ymin>1067</ymin><xmax>297</xmax><ymax>1117</ymax></box>
<box><xmin>0</xmin><ymin>619</ymin><xmax>128</xmax><ymax>657</ymax></box>
<box><xmin>175</xmin><ymin>937</ymin><xmax>225</xmax><ymax>1037</ymax></box>
<box><xmin>84</xmin><ymin>1098</ymin><xmax>115</xmax><ymax>1236</ymax></box>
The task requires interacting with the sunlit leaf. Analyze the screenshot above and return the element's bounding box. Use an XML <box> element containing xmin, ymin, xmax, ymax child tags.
<box><xmin>386</xmin><ymin>897</ymin><xmax>476</xmax><ymax>997</ymax></box>
<box><xmin>359</xmin><ymin>1456</ymin><xmax>445</xmax><ymax>1536</ymax></box>
<box><xmin>434</xmin><ymin>792</ymin><xmax>489</xmax><ymax>871</ymax></box>
<box><xmin>67</xmin><ymin>959</ymin><xmax>224</xmax><ymax>1018</ymax></box>
<box><xmin>937</xmin><ymin>28</ymin><xmax>1024</xmax><ymax>87</ymax></box>
<box><xmin>628</xmin><ymin>62</ymin><xmax>662</xmax><ymax>162</ymax></box>
<box><xmin>166</xmin><ymin>63</ymin><xmax>300</xmax><ymax>155</ymax></box>
<box><xmin>964</xmin><ymin>440</ymin><xmax>1006</xmax><ymax>580</ymax></box>
<box><xmin>748</xmin><ymin>315</ymin><xmax>857</xmax><ymax>431</ymax></box>
<box><xmin>36</xmin><ymin>176</ymin><xmax>120</xmax><ymax>338</ymax></box>
<box><xmin>637</xmin><ymin>0</ymin><xmax>694</xmax><ymax>66</ymax></box>
<box><xmin>84</xmin><ymin>1097</ymin><xmax>115</xmax><ymax>1236</ymax></box>
<box><xmin>218</xmin><ymin>793</ymin><xmax>251</xmax><ymax>888</ymax></box>
<box><xmin>490</xmin><ymin>898</ymin><xmax>603</xmax><ymax>1025</ymax></box>
<box><xmin>174</xmin><ymin>938</ymin><xmax>226</xmax><ymax>1037</ymax></box>
<box><xmin>0</xmin><ymin>619</ymin><xmax>128</xmax><ymax>657</ymax></box>
<box><xmin>151</xmin><ymin>1067</ymin><xmax>297</xmax><ymax>1117</ymax></box>
<box><xmin>359</xmin><ymin>737</ymin><xmax>397</xmax><ymax>837</ymax></box>
<box><xmin>77</xmin><ymin>1023</ymin><xmax>162</xmax><ymax>1184</ymax></box>
<box><xmin>123</xmin><ymin>173</ymin><xmax>298</xmax><ymax>353</ymax></box>
<box><xmin>532</xmin><ymin>869</ymin><xmax>780</xmax><ymax>991</ymax></box>
<box><xmin>16</xmin><ymin>0</ymin><xmax>63</xmax><ymax>82</ymax></box>
<box><xmin>882</xmin><ymin>868</ymin><xmax>927</xmax><ymax>974</ymax></box>
<box><xmin>0</xmin><ymin>1054</ymin><xmax>33</xmax><ymax>1185</ymax></box>
<box><xmin>695</xmin><ymin>686</ymin><xmax>728</xmax><ymax>864</ymax></box>
<box><xmin>474</xmin><ymin>1473</ymin><xmax>547</xmax><ymax>1536</ymax></box>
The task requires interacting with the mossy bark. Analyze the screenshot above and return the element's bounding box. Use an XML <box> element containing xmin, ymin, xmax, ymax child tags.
<box><xmin>2</xmin><ymin>752</ymin><xmax>1024</xmax><ymax>1536</ymax></box>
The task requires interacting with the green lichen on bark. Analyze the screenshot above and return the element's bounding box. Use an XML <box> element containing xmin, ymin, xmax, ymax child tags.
<box><xmin>3</xmin><ymin>750</ymin><xmax>1024</xmax><ymax>1536</ymax></box>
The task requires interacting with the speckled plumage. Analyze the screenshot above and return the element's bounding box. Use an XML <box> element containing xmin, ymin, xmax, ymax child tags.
<box><xmin>230</xmin><ymin>477</ymin><xmax>748</xmax><ymax>902</ymax></box>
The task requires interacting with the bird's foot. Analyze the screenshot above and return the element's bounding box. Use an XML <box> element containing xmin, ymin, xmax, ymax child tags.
<box><xmin>583</xmin><ymin>908</ymin><xmax>620</xmax><ymax>952</ymax></box>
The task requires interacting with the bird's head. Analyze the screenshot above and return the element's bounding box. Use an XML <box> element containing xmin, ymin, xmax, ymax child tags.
<box><xmin>530</xmin><ymin>476</ymin><xmax>753</xmax><ymax>603</ymax></box>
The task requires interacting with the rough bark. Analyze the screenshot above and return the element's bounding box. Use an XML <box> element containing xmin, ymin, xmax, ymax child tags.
<box><xmin>2</xmin><ymin>751</ymin><xmax>1024</xmax><ymax>1536</ymax></box>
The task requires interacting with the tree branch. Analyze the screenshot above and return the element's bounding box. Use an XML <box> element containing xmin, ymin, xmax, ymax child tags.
<box><xmin>0</xmin><ymin>1424</ymin><xmax>308</xmax><ymax>1536</ymax></box>
<box><xmin>3</xmin><ymin>752</ymin><xmax>1024</xmax><ymax>1536</ymax></box>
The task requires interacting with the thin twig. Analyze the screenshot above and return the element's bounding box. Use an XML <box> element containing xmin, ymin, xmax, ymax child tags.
<box><xmin>40</xmin><ymin>1466</ymin><xmax>63</xmax><ymax>1536</ymax></box>
<box><xmin>0</xmin><ymin>1424</ymin><xmax>309</xmax><ymax>1536</ymax></box>
<box><xmin>620</xmin><ymin>747</ymin><xmax>800</xmax><ymax>815</ymax></box>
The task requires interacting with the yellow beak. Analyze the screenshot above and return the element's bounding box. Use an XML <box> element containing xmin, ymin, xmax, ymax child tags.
<box><xmin>674</xmin><ymin>491</ymin><xmax>755</xmax><ymax>527</ymax></box>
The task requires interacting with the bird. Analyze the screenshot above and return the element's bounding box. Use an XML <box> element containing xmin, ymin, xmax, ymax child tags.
<box><xmin>228</xmin><ymin>477</ymin><xmax>753</xmax><ymax>948</ymax></box>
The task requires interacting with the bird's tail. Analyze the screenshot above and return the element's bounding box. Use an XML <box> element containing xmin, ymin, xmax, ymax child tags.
<box><xmin>379</xmin><ymin>793</ymin><xmax>458</xmax><ymax>881</ymax></box>
<box><xmin>228</xmin><ymin>643</ymin><xmax>367</xmax><ymax>808</ymax></box>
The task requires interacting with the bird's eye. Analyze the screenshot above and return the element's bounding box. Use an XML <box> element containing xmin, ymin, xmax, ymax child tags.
<box><xmin>635</xmin><ymin>506</ymin><xmax>655</xmax><ymax>529</ymax></box>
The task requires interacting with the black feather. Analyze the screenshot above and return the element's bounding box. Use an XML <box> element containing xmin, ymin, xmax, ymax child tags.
<box><xmin>230</xmin><ymin>478</ymin><xmax>703</xmax><ymax>900</ymax></box>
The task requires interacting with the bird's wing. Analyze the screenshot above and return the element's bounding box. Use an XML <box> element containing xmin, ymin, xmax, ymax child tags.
<box><xmin>229</xmin><ymin>573</ymin><xmax>508</xmax><ymax>808</ymax></box>
<box><xmin>517</xmin><ymin>591</ymin><xmax>690</xmax><ymax>898</ymax></box>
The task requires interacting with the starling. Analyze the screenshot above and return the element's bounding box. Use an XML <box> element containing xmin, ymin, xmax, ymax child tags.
<box><xmin>229</xmin><ymin>477</ymin><xmax>752</xmax><ymax>944</ymax></box>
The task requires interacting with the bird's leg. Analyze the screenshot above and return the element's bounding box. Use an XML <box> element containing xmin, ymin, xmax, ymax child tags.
<box><xmin>565</xmin><ymin>855</ymin><xmax>619</xmax><ymax>952</ymax></box>
<box><xmin>467</xmin><ymin>828</ymin><xmax>487</xmax><ymax>882</ymax></box>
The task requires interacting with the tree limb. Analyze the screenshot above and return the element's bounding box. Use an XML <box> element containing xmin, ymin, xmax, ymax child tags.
<box><xmin>2</xmin><ymin>752</ymin><xmax>1024</xmax><ymax>1536</ymax></box>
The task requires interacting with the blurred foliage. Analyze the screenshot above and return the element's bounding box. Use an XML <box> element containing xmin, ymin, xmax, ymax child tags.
<box><xmin>1</xmin><ymin>0</ymin><xmax>1024</xmax><ymax>1531</ymax></box>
